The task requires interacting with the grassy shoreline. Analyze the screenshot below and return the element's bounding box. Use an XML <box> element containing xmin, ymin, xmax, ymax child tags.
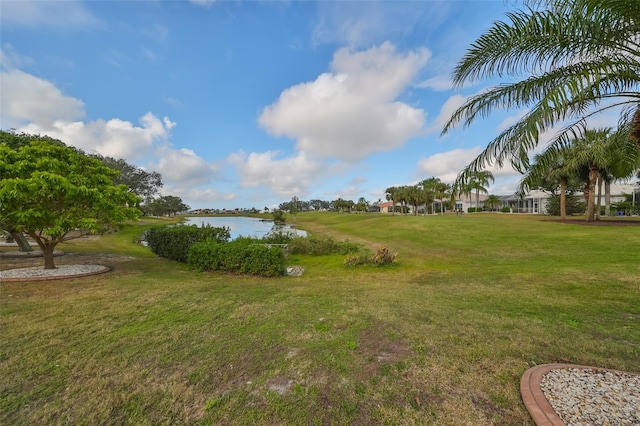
<box><xmin>2</xmin><ymin>213</ymin><xmax>638</xmax><ymax>425</ymax></box>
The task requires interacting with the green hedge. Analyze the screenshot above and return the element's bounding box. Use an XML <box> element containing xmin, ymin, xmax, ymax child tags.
<box><xmin>145</xmin><ymin>224</ymin><xmax>230</xmax><ymax>263</ymax></box>
<box><xmin>187</xmin><ymin>239</ymin><xmax>286</xmax><ymax>277</ymax></box>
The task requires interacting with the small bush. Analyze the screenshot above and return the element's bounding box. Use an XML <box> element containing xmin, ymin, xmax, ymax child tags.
<box><xmin>271</xmin><ymin>210</ymin><xmax>286</xmax><ymax>224</ymax></box>
<box><xmin>261</xmin><ymin>231</ymin><xmax>294</xmax><ymax>245</ymax></box>
<box><xmin>187</xmin><ymin>239</ymin><xmax>286</xmax><ymax>277</ymax></box>
<box><xmin>343</xmin><ymin>249</ymin><xmax>373</xmax><ymax>266</ymax></box>
<box><xmin>501</xmin><ymin>206</ymin><xmax>511</xmax><ymax>213</ymax></box>
<box><xmin>145</xmin><ymin>224</ymin><xmax>230</xmax><ymax>262</ymax></box>
<box><xmin>344</xmin><ymin>246</ymin><xmax>396</xmax><ymax>267</ymax></box>
<box><xmin>372</xmin><ymin>246</ymin><xmax>396</xmax><ymax>265</ymax></box>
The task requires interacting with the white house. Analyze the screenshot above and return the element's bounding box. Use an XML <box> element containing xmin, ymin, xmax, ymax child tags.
<box><xmin>499</xmin><ymin>182</ymin><xmax>639</xmax><ymax>214</ymax></box>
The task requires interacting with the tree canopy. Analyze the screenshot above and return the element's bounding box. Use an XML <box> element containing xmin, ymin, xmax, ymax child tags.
<box><xmin>90</xmin><ymin>153</ymin><xmax>163</xmax><ymax>201</ymax></box>
<box><xmin>443</xmin><ymin>0</ymin><xmax>640</xmax><ymax>185</ymax></box>
<box><xmin>0</xmin><ymin>136</ymin><xmax>141</xmax><ymax>268</ymax></box>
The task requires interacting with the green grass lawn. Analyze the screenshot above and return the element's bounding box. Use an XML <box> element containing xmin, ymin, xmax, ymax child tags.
<box><xmin>1</xmin><ymin>213</ymin><xmax>639</xmax><ymax>425</ymax></box>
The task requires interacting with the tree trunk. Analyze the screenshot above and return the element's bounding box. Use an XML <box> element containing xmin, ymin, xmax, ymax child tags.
<box><xmin>604</xmin><ymin>180</ymin><xmax>611</xmax><ymax>216</ymax></box>
<box><xmin>42</xmin><ymin>242</ymin><xmax>57</xmax><ymax>269</ymax></box>
<box><xmin>585</xmin><ymin>168</ymin><xmax>598</xmax><ymax>222</ymax></box>
<box><xmin>28</xmin><ymin>232</ymin><xmax>58</xmax><ymax>269</ymax></box>
<box><xmin>596</xmin><ymin>177</ymin><xmax>603</xmax><ymax>220</ymax></box>
<box><xmin>10</xmin><ymin>230</ymin><xmax>33</xmax><ymax>252</ymax></box>
<box><xmin>560</xmin><ymin>178</ymin><xmax>567</xmax><ymax>220</ymax></box>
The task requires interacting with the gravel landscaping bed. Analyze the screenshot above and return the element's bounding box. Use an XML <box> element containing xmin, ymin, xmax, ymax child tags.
<box><xmin>541</xmin><ymin>367</ymin><xmax>639</xmax><ymax>426</ymax></box>
<box><xmin>0</xmin><ymin>264</ymin><xmax>110</xmax><ymax>281</ymax></box>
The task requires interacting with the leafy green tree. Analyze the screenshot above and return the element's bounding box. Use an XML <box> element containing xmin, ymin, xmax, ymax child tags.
<box><xmin>290</xmin><ymin>196</ymin><xmax>300</xmax><ymax>223</ymax></box>
<box><xmin>145</xmin><ymin>195</ymin><xmax>190</xmax><ymax>217</ymax></box>
<box><xmin>91</xmin><ymin>154</ymin><xmax>163</xmax><ymax>202</ymax></box>
<box><xmin>0</xmin><ymin>130</ymin><xmax>70</xmax><ymax>251</ymax></box>
<box><xmin>271</xmin><ymin>210</ymin><xmax>286</xmax><ymax>224</ymax></box>
<box><xmin>443</xmin><ymin>0</ymin><xmax>640</xmax><ymax>185</ymax></box>
<box><xmin>355</xmin><ymin>197</ymin><xmax>369</xmax><ymax>213</ymax></box>
<box><xmin>0</xmin><ymin>138</ymin><xmax>140</xmax><ymax>269</ymax></box>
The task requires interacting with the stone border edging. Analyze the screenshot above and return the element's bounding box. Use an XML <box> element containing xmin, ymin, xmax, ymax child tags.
<box><xmin>0</xmin><ymin>265</ymin><xmax>111</xmax><ymax>282</ymax></box>
<box><xmin>521</xmin><ymin>364</ymin><xmax>567</xmax><ymax>425</ymax></box>
<box><xmin>520</xmin><ymin>363</ymin><xmax>638</xmax><ymax>426</ymax></box>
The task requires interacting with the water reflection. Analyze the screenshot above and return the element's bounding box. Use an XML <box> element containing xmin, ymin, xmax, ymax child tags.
<box><xmin>181</xmin><ymin>216</ymin><xmax>306</xmax><ymax>240</ymax></box>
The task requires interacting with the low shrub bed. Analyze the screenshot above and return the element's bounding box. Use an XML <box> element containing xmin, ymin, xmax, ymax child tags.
<box><xmin>145</xmin><ymin>225</ymin><xmax>230</xmax><ymax>262</ymax></box>
<box><xmin>187</xmin><ymin>239</ymin><xmax>286</xmax><ymax>277</ymax></box>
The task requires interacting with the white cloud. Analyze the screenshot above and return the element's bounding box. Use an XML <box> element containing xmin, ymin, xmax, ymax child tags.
<box><xmin>259</xmin><ymin>42</ymin><xmax>430</xmax><ymax>162</ymax></box>
<box><xmin>151</xmin><ymin>147</ymin><xmax>220</xmax><ymax>188</ymax></box>
<box><xmin>427</xmin><ymin>94</ymin><xmax>467</xmax><ymax>133</ymax></box>
<box><xmin>0</xmin><ymin>69</ymin><xmax>85</xmax><ymax>129</ymax></box>
<box><xmin>416</xmin><ymin>147</ymin><xmax>483</xmax><ymax>183</ymax></box>
<box><xmin>228</xmin><ymin>150</ymin><xmax>326</xmax><ymax>198</ymax></box>
<box><xmin>19</xmin><ymin>113</ymin><xmax>175</xmax><ymax>162</ymax></box>
<box><xmin>415</xmin><ymin>74</ymin><xmax>453</xmax><ymax>91</ymax></box>
<box><xmin>1</xmin><ymin>51</ymin><xmax>218</xmax><ymax>196</ymax></box>
<box><xmin>0</xmin><ymin>0</ymin><xmax>102</xmax><ymax>31</ymax></box>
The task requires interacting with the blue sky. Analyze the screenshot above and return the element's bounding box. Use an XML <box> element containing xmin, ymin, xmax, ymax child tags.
<box><xmin>0</xmin><ymin>0</ymin><xmax>622</xmax><ymax>209</ymax></box>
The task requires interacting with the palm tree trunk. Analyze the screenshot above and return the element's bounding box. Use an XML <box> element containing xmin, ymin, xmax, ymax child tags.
<box><xmin>596</xmin><ymin>177</ymin><xmax>603</xmax><ymax>220</ymax></box>
<box><xmin>604</xmin><ymin>181</ymin><xmax>611</xmax><ymax>216</ymax></box>
<box><xmin>585</xmin><ymin>168</ymin><xmax>598</xmax><ymax>222</ymax></box>
<box><xmin>560</xmin><ymin>178</ymin><xmax>567</xmax><ymax>220</ymax></box>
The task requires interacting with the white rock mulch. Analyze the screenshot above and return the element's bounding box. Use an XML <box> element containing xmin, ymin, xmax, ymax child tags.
<box><xmin>541</xmin><ymin>367</ymin><xmax>640</xmax><ymax>426</ymax></box>
<box><xmin>0</xmin><ymin>265</ymin><xmax>110</xmax><ymax>282</ymax></box>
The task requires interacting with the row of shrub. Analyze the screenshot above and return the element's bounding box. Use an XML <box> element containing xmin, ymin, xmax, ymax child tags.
<box><xmin>145</xmin><ymin>225</ymin><xmax>396</xmax><ymax>276</ymax></box>
<box><xmin>188</xmin><ymin>238</ymin><xmax>286</xmax><ymax>277</ymax></box>
<box><xmin>144</xmin><ymin>224</ymin><xmax>231</xmax><ymax>263</ymax></box>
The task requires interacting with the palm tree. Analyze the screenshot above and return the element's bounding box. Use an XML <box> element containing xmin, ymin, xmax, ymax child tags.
<box><xmin>519</xmin><ymin>148</ymin><xmax>576</xmax><ymax>220</ymax></box>
<box><xmin>443</xmin><ymin>0</ymin><xmax>640</xmax><ymax>185</ymax></box>
<box><xmin>420</xmin><ymin>177</ymin><xmax>441</xmax><ymax>214</ymax></box>
<box><xmin>484</xmin><ymin>194</ymin><xmax>501</xmax><ymax>211</ymax></box>
<box><xmin>385</xmin><ymin>186</ymin><xmax>399</xmax><ymax>215</ymax></box>
<box><xmin>433</xmin><ymin>181</ymin><xmax>451</xmax><ymax>214</ymax></box>
<box><xmin>468</xmin><ymin>170</ymin><xmax>495</xmax><ymax>212</ymax></box>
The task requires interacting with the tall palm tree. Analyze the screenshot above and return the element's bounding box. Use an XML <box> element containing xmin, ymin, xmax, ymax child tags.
<box><xmin>420</xmin><ymin>177</ymin><xmax>441</xmax><ymax>214</ymax></box>
<box><xmin>443</xmin><ymin>0</ymin><xmax>640</xmax><ymax>185</ymax></box>
<box><xmin>565</xmin><ymin>128</ymin><xmax>640</xmax><ymax>221</ymax></box>
<box><xmin>468</xmin><ymin>170</ymin><xmax>495</xmax><ymax>212</ymax></box>
<box><xmin>434</xmin><ymin>181</ymin><xmax>451</xmax><ymax>214</ymax></box>
<box><xmin>385</xmin><ymin>186</ymin><xmax>399</xmax><ymax>215</ymax></box>
<box><xmin>519</xmin><ymin>148</ymin><xmax>576</xmax><ymax>220</ymax></box>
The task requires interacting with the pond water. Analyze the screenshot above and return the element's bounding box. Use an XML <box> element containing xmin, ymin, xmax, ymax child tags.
<box><xmin>182</xmin><ymin>216</ymin><xmax>307</xmax><ymax>240</ymax></box>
